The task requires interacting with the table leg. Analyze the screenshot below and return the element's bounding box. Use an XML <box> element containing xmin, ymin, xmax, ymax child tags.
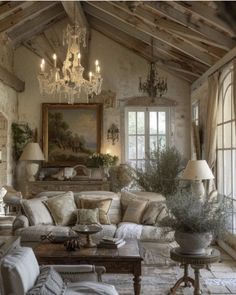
<box><xmin>192</xmin><ymin>265</ymin><xmax>203</xmax><ymax>295</ymax></box>
<box><xmin>133</xmin><ymin>275</ymin><xmax>141</xmax><ymax>295</ymax></box>
<box><xmin>169</xmin><ymin>264</ymin><xmax>194</xmax><ymax>294</ymax></box>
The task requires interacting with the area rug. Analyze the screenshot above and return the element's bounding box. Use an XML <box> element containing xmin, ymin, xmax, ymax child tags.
<box><xmin>103</xmin><ymin>265</ymin><xmax>210</xmax><ymax>295</ymax></box>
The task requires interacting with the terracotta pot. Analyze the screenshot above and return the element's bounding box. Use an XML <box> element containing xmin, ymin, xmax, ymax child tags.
<box><xmin>175</xmin><ymin>231</ymin><xmax>213</xmax><ymax>255</ymax></box>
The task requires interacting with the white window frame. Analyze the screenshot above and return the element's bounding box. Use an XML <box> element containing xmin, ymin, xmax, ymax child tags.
<box><xmin>125</xmin><ymin>106</ymin><xmax>171</xmax><ymax>167</ymax></box>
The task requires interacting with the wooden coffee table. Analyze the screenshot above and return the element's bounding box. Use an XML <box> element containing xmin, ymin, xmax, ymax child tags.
<box><xmin>34</xmin><ymin>239</ymin><xmax>143</xmax><ymax>295</ymax></box>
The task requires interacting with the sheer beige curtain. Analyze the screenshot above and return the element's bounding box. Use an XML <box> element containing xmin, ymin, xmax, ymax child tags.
<box><xmin>233</xmin><ymin>59</ymin><xmax>236</xmax><ymax>130</ymax></box>
<box><xmin>204</xmin><ymin>71</ymin><xmax>219</xmax><ymax>180</ymax></box>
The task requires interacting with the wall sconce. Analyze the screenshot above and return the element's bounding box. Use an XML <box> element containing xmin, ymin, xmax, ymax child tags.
<box><xmin>107</xmin><ymin>123</ymin><xmax>119</xmax><ymax>145</ymax></box>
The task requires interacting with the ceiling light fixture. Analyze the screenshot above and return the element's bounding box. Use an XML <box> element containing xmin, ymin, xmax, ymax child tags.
<box><xmin>139</xmin><ymin>38</ymin><xmax>167</xmax><ymax>100</ymax></box>
<box><xmin>38</xmin><ymin>5</ymin><xmax>102</xmax><ymax>104</ymax></box>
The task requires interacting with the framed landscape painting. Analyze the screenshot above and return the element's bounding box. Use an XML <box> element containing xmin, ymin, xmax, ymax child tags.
<box><xmin>42</xmin><ymin>103</ymin><xmax>102</xmax><ymax>166</ymax></box>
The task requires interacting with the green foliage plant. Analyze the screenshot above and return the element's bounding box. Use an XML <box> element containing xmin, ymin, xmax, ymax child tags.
<box><xmin>12</xmin><ymin>123</ymin><xmax>34</xmax><ymax>161</ymax></box>
<box><xmin>86</xmin><ymin>153</ymin><xmax>118</xmax><ymax>168</ymax></box>
<box><xmin>133</xmin><ymin>146</ymin><xmax>185</xmax><ymax>197</ymax></box>
<box><xmin>159</xmin><ymin>190</ymin><xmax>227</xmax><ymax>238</ymax></box>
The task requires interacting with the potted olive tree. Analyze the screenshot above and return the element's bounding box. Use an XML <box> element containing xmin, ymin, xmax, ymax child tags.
<box><xmin>159</xmin><ymin>190</ymin><xmax>227</xmax><ymax>255</ymax></box>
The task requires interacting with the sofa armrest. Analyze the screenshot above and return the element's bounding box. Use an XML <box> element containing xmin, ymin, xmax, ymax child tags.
<box><xmin>12</xmin><ymin>215</ymin><xmax>29</xmax><ymax>232</ymax></box>
<box><xmin>51</xmin><ymin>265</ymin><xmax>106</xmax><ymax>282</ymax></box>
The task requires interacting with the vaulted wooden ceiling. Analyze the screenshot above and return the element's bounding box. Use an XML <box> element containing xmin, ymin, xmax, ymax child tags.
<box><xmin>1</xmin><ymin>1</ymin><xmax>236</xmax><ymax>84</ymax></box>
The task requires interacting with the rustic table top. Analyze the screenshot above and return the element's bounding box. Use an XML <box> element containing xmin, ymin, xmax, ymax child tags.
<box><xmin>34</xmin><ymin>239</ymin><xmax>143</xmax><ymax>262</ymax></box>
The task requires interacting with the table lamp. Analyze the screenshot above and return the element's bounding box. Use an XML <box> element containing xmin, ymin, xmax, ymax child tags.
<box><xmin>19</xmin><ymin>142</ymin><xmax>45</xmax><ymax>181</ymax></box>
<box><xmin>182</xmin><ymin>160</ymin><xmax>214</xmax><ymax>199</ymax></box>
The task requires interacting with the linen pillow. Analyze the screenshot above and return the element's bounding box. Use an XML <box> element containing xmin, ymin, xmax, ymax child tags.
<box><xmin>76</xmin><ymin>208</ymin><xmax>99</xmax><ymax>225</ymax></box>
<box><xmin>80</xmin><ymin>198</ymin><xmax>112</xmax><ymax>224</ymax></box>
<box><xmin>44</xmin><ymin>191</ymin><xmax>76</xmax><ymax>226</ymax></box>
<box><xmin>120</xmin><ymin>191</ymin><xmax>137</xmax><ymax>214</ymax></box>
<box><xmin>27</xmin><ymin>266</ymin><xmax>65</xmax><ymax>295</ymax></box>
<box><xmin>122</xmin><ymin>199</ymin><xmax>148</xmax><ymax>224</ymax></box>
<box><xmin>142</xmin><ymin>202</ymin><xmax>165</xmax><ymax>225</ymax></box>
<box><xmin>155</xmin><ymin>205</ymin><xmax>168</xmax><ymax>224</ymax></box>
<box><xmin>22</xmin><ymin>197</ymin><xmax>53</xmax><ymax>226</ymax></box>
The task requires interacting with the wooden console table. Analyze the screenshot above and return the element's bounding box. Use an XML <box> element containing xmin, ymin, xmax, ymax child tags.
<box><xmin>25</xmin><ymin>180</ymin><xmax>110</xmax><ymax>197</ymax></box>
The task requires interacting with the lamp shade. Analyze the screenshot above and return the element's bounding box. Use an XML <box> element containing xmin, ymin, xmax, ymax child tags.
<box><xmin>182</xmin><ymin>160</ymin><xmax>214</xmax><ymax>180</ymax></box>
<box><xmin>19</xmin><ymin>142</ymin><xmax>45</xmax><ymax>161</ymax></box>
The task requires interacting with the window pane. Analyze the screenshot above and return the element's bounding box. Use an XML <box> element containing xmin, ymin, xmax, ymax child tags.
<box><xmin>218</xmin><ymin>93</ymin><xmax>223</xmax><ymax>124</ymax></box>
<box><xmin>158</xmin><ymin>136</ymin><xmax>166</xmax><ymax>149</ymax></box>
<box><xmin>149</xmin><ymin>112</ymin><xmax>157</xmax><ymax>135</ymax></box>
<box><xmin>137</xmin><ymin>136</ymin><xmax>145</xmax><ymax>159</ymax></box>
<box><xmin>224</xmin><ymin>91</ymin><xmax>232</xmax><ymax>122</ymax></box>
<box><xmin>137</xmin><ymin>160</ymin><xmax>145</xmax><ymax>170</ymax></box>
<box><xmin>159</xmin><ymin>112</ymin><xmax>166</xmax><ymax>134</ymax></box>
<box><xmin>128</xmin><ymin>112</ymin><xmax>136</xmax><ymax>134</ymax></box>
<box><xmin>217</xmin><ymin>125</ymin><xmax>223</xmax><ymax>149</ymax></box>
<box><xmin>150</xmin><ymin>136</ymin><xmax>157</xmax><ymax>151</ymax></box>
<box><xmin>217</xmin><ymin>150</ymin><xmax>223</xmax><ymax>195</ymax></box>
<box><xmin>129</xmin><ymin>160</ymin><xmax>136</xmax><ymax>169</ymax></box>
<box><xmin>233</xmin><ymin>150</ymin><xmax>236</xmax><ymax>199</ymax></box>
<box><xmin>128</xmin><ymin>136</ymin><xmax>136</xmax><ymax>159</ymax></box>
<box><xmin>137</xmin><ymin>112</ymin><xmax>145</xmax><ymax>134</ymax></box>
<box><xmin>224</xmin><ymin>122</ymin><xmax>232</xmax><ymax>148</ymax></box>
<box><xmin>233</xmin><ymin>123</ymin><xmax>236</xmax><ymax>148</ymax></box>
<box><xmin>224</xmin><ymin>150</ymin><xmax>232</xmax><ymax>197</ymax></box>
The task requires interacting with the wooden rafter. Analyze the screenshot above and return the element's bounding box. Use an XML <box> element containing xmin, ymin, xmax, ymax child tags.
<box><xmin>8</xmin><ymin>3</ymin><xmax>65</xmax><ymax>48</ymax></box>
<box><xmin>0</xmin><ymin>64</ymin><xmax>24</xmax><ymax>92</ymax></box>
<box><xmin>85</xmin><ymin>1</ymin><xmax>216</xmax><ymax>67</ymax></box>
<box><xmin>88</xmin><ymin>15</ymin><xmax>195</xmax><ymax>83</ymax></box>
<box><xmin>0</xmin><ymin>1</ymin><xmax>56</xmax><ymax>34</ymax></box>
<box><xmin>0</xmin><ymin>1</ymin><xmax>24</xmax><ymax>18</ymax></box>
<box><xmin>171</xmin><ymin>1</ymin><xmax>235</xmax><ymax>37</ymax></box>
<box><xmin>146</xmin><ymin>2</ymin><xmax>236</xmax><ymax>51</ymax></box>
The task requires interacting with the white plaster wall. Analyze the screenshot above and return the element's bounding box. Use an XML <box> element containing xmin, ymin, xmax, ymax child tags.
<box><xmin>14</xmin><ymin>28</ymin><xmax>191</xmax><ymax>164</ymax></box>
<box><xmin>0</xmin><ymin>33</ymin><xmax>18</xmax><ymax>185</ymax></box>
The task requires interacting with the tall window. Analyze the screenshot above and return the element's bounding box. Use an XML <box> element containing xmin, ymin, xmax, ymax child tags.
<box><xmin>125</xmin><ymin>107</ymin><xmax>170</xmax><ymax>168</ymax></box>
<box><xmin>216</xmin><ymin>64</ymin><xmax>236</xmax><ymax>233</ymax></box>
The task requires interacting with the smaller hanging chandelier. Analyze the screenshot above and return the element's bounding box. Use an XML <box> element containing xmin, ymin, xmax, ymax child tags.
<box><xmin>139</xmin><ymin>39</ymin><xmax>167</xmax><ymax>100</ymax></box>
<box><xmin>38</xmin><ymin>7</ymin><xmax>102</xmax><ymax>104</ymax></box>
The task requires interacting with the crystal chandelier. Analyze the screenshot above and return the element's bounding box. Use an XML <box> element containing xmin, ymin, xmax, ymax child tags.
<box><xmin>38</xmin><ymin>23</ymin><xmax>102</xmax><ymax>104</ymax></box>
<box><xmin>139</xmin><ymin>39</ymin><xmax>167</xmax><ymax>100</ymax></box>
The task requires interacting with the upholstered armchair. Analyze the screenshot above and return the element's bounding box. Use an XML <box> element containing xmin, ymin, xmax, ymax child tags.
<box><xmin>0</xmin><ymin>246</ymin><xmax>119</xmax><ymax>295</ymax></box>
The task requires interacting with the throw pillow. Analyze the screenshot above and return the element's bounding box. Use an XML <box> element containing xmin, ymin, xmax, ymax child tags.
<box><xmin>120</xmin><ymin>191</ymin><xmax>137</xmax><ymax>215</ymax></box>
<box><xmin>22</xmin><ymin>197</ymin><xmax>53</xmax><ymax>226</ymax></box>
<box><xmin>155</xmin><ymin>205</ymin><xmax>168</xmax><ymax>224</ymax></box>
<box><xmin>80</xmin><ymin>198</ymin><xmax>112</xmax><ymax>224</ymax></box>
<box><xmin>142</xmin><ymin>202</ymin><xmax>165</xmax><ymax>225</ymax></box>
<box><xmin>44</xmin><ymin>191</ymin><xmax>76</xmax><ymax>226</ymax></box>
<box><xmin>76</xmin><ymin>208</ymin><xmax>99</xmax><ymax>224</ymax></box>
<box><xmin>122</xmin><ymin>199</ymin><xmax>148</xmax><ymax>224</ymax></box>
<box><xmin>27</xmin><ymin>266</ymin><xmax>65</xmax><ymax>295</ymax></box>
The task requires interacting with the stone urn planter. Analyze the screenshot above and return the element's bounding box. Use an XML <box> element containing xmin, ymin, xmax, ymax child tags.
<box><xmin>175</xmin><ymin>231</ymin><xmax>213</xmax><ymax>255</ymax></box>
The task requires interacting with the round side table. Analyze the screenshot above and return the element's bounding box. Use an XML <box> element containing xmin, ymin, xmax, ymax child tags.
<box><xmin>169</xmin><ymin>247</ymin><xmax>220</xmax><ymax>295</ymax></box>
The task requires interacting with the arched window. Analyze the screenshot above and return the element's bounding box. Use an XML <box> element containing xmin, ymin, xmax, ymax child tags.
<box><xmin>217</xmin><ymin>64</ymin><xmax>236</xmax><ymax>233</ymax></box>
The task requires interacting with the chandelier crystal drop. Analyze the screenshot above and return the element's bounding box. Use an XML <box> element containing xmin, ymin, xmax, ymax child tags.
<box><xmin>38</xmin><ymin>23</ymin><xmax>103</xmax><ymax>104</ymax></box>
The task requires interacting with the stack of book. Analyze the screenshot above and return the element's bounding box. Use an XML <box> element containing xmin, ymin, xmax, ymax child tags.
<box><xmin>98</xmin><ymin>236</ymin><xmax>126</xmax><ymax>248</ymax></box>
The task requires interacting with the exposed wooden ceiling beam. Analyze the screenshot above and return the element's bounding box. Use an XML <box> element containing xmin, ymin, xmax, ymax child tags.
<box><xmin>89</xmin><ymin>16</ymin><xmax>195</xmax><ymax>83</ymax></box>
<box><xmin>146</xmin><ymin>2</ymin><xmax>236</xmax><ymax>51</ymax></box>
<box><xmin>0</xmin><ymin>1</ymin><xmax>24</xmax><ymax>18</ymax></box>
<box><xmin>8</xmin><ymin>3</ymin><xmax>66</xmax><ymax>48</ymax></box>
<box><xmin>85</xmin><ymin>1</ymin><xmax>216</xmax><ymax>67</ymax></box>
<box><xmin>171</xmin><ymin>1</ymin><xmax>235</xmax><ymax>37</ymax></box>
<box><xmin>84</xmin><ymin>5</ymin><xmax>205</xmax><ymax>77</ymax></box>
<box><xmin>0</xmin><ymin>1</ymin><xmax>56</xmax><ymax>34</ymax></box>
<box><xmin>0</xmin><ymin>64</ymin><xmax>24</xmax><ymax>92</ymax></box>
<box><xmin>110</xmin><ymin>2</ymin><xmax>226</xmax><ymax>60</ymax></box>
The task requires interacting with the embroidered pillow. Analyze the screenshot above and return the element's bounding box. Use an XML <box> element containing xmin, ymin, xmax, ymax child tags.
<box><xmin>76</xmin><ymin>208</ymin><xmax>99</xmax><ymax>225</ymax></box>
<box><xmin>142</xmin><ymin>202</ymin><xmax>165</xmax><ymax>225</ymax></box>
<box><xmin>44</xmin><ymin>191</ymin><xmax>76</xmax><ymax>226</ymax></box>
<box><xmin>80</xmin><ymin>198</ymin><xmax>112</xmax><ymax>224</ymax></box>
<box><xmin>27</xmin><ymin>266</ymin><xmax>65</xmax><ymax>295</ymax></box>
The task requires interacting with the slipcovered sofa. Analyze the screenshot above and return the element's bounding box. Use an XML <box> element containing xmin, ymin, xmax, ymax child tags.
<box><xmin>13</xmin><ymin>190</ymin><xmax>175</xmax><ymax>265</ymax></box>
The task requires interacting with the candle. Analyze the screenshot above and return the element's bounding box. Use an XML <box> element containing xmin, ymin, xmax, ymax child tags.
<box><xmin>53</xmin><ymin>53</ymin><xmax>57</xmax><ymax>68</ymax></box>
<box><xmin>97</xmin><ymin>65</ymin><xmax>100</xmax><ymax>73</ymax></box>
<box><xmin>95</xmin><ymin>60</ymin><xmax>99</xmax><ymax>66</ymax></box>
<box><xmin>40</xmin><ymin>59</ymin><xmax>45</xmax><ymax>72</ymax></box>
<box><xmin>89</xmin><ymin>71</ymin><xmax>92</xmax><ymax>82</ymax></box>
<box><xmin>78</xmin><ymin>53</ymin><xmax>81</xmax><ymax>60</ymax></box>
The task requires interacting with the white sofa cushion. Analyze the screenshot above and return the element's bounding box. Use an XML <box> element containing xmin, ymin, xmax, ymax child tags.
<box><xmin>115</xmin><ymin>222</ymin><xmax>143</xmax><ymax>240</ymax></box>
<box><xmin>22</xmin><ymin>197</ymin><xmax>53</xmax><ymax>226</ymax></box>
<box><xmin>66</xmin><ymin>281</ymin><xmax>118</xmax><ymax>295</ymax></box>
<box><xmin>1</xmin><ymin>247</ymin><xmax>40</xmax><ymax>295</ymax></box>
